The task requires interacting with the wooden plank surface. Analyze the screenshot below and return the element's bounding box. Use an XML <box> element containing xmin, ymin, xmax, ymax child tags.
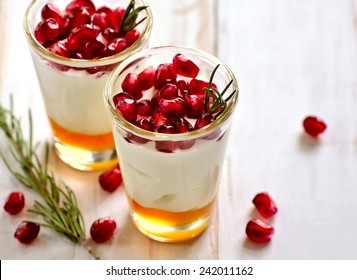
<box><xmin>1</xmin><ymin>0</ymin><xmax>357</xmax><ymax>260</ymax></box>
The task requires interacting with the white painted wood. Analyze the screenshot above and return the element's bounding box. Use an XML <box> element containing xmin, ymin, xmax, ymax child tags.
<box><xmin>1</xmin><ymin>0</ymin><xmax>357</xmax><ymax>260</ymax></box>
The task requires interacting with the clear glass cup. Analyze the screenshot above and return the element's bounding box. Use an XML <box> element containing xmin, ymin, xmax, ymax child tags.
<box><xmin>104</xmin><ymin>46</ymin><xmax>239</xmax><ymax>242</ymax></box>
<box><xmin>23</xmin><ymin>0</ymin><xmax>153</xmax><ymax>171</ymax></box>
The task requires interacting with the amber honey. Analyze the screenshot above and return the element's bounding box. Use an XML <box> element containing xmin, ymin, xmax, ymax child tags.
<box><xmin>49</xmin><ymin>117</ymin><xmax>115</xmax><ymax>151</ymax></box>
<box><xmin>127</xmin><ymin>196</ymin><xmax>216</xmax><ymax>242</ymax></box>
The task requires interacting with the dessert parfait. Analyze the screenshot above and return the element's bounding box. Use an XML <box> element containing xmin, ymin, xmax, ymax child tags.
<box><xmin>104</xmin><ymin>46</ymin><xmax>239</xmax><ymax>242</ymax></box>
<box><xmin>24</xmin><ymin>0</ymin><xmax>152</xmax><ymax>170</ymax></box>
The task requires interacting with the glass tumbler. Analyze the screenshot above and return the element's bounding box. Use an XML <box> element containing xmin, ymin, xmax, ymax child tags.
<box><xmin>23</xmin><ymin>0</ymin><xmax>152</xmax><ymax>171</ymax></box>
<box><xmin>104</xmin><ymin>46</ymin><xmax>239</xmax><ymax>242</ymax></box>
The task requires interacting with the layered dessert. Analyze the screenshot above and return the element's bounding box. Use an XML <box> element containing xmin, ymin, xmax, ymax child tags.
<box><xmin>105</xmin><ymin>48</ymin><xmax>238</xmax><ymax>241</ymax></box>
<box><xmin>24</xmin><ymin>0</ymin><xmax>151</xmax><ymax>170</ymax></box>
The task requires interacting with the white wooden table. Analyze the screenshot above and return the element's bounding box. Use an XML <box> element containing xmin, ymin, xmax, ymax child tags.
<box><xmin>1</xmin><ymin>0</ymin><xmax>357</xmax><ymax>260</ymax></box>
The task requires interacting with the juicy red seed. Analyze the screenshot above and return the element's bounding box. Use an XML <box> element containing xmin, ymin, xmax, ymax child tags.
<box><xmin>154</xmin><ymin>63</ymin><xmax>177</xmax><ymax>90</ymax></box>
<box><xmin>303</xmin><ymin>116</ymin><xmax>327</xmax><ymax>137</ymax></box>
<box><xmin>155</xmin><ymin>125</ymin><xmax>177</xmax><ymax>153</ymax></box>
<box><xmin>110</xmin><ymin>7</ymin><xmax>125</xmax><ymax>31</ymax></box>
<box><xmin>41</xmin><ymin>3</ymin><xmax>62</xmax><ymax>22</ymax></box>
<box><xmin>92</xmin><ymin>7</ymin><xmax>114</xmax><ymax>30</ymax></box>
<box><xmin>103</xmin><ymin>37</ymin><xmax>128</xmax><ymax>56</ymax></box>
<box><xmin>157</xmin><ymin>83</ymin><xmax>178</xmax><ymax>101</ymax></box>
<box><xmin>136</xmin><ymin>99</ymin><xmax>153</xmax><ymax>116</ymax></box>
<box><xmin>83</xmin><ymin>40</ymin><xmax>105</xmax><ymax>59</ymax></box>
<box><xmin>67</xmin><ymin>24</ymin><xmax>101</xmax><ymax>51</ymax></box>
<box><xmin>121</xmin><ymin>73</ymin><xmax>143</xmax><ymax>100</ymax></box>
<box><xmin>14</xmin><ymin>222</ymin><xmax>40</xmax><ymax>244</ymax></box>
<box><xmin>65</xmin><ymin>0</ymin><xmax>96</xmax><ymax>16</ymax></box>
<box><xmin>252</xmin><ymin>192</ymin><xmax>278</xmax><ymax>218</ymax></box>
<box><xmin>48</xmin><ymin>40</ymin><xmax>70</xmax><ymax>57</ymax></box>
<box><xmin>135</xmin><ymin>118</ymin><xmax>154</xmax><ymax>131</ymax></box>
<box><xmin>194</xmin><ymin>113</ymin><xmax>215</xmax><ymax>130</ymax></box>
<box><xmin>4</xmin><ymin>192</ymin><xmax>25</xmax><ymax>215</ymax></box>
<box><xmin>177</xmin><ymin>80</ymin><xmax>189</xmax><ymax>97</ymax></box>
<box><xmin>34</xmin><ymin>18</ymin><xmax>61</xmax><ymax>45</ymax></box>
<box><xmin>116</xmin><ymin>97</ymin><xmax>137</xmax><ymax>123</ymax></box>
<box><xmin>69</xmin><ymin>9</ymin><xmax>92</xmax><ymax>29</ymax></box>
<box><xmin>183</xmin><ymin>94</ymin><xmax>205</xmax><ymax>119</ymax></box>
<box><xmin>113</xmin><ymin>92</ymin><xmax>134</xmax><ymax>106</ymax></box>
<box><xmin>124</xmin><ymin>29</ymin><xmax>141</xmax><ymax>46</ymax></box>
<box><xmin>159</xmin><ymin>97</ymin><xmax>186</xmax><ymax>118</ymax></box>
<box><xmin>138</xmin><ymin>66</ymin><xmax>155</xmax><ymax>90</ymax></box>
<box><xmin>245</xmin><ymin>219</ymin><xmax>274</xmax><ymax>243</ymax></box>
<box><xmin>102</xmin><ymin>27</ymin><xmax>117</xmax><ymax>41</ymax></box>
<box><xmin>172</xmin><ymin>118</ymin><xmax>193</xmax><ymax>133</ymax></box>
<box><xmin>188</xmin><ymin>79</ymin><xmax>217</xmax><ymax>100</ymax></box>
<box><xmin>172</xmin><ymin>53</ymin><xmax>199</xmax><ymax>78</ymax></box>
<box><xmin>99</xmin><ymin>165</ymin><xmax>122</xmax><ymax>193</ymax></box>
<box><xmin>150</xmin><ymin>109</ymin><xmax>171</xmax><ymax>128</ymax></box>
<box><xmin>90</xmin><ymin>217</ymin><xmax>116</xmax><ymax>243</ymax></box>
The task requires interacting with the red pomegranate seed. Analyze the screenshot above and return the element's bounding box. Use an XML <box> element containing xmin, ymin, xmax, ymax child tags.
<box><xmin>115</xmin><ymin>96</ymin><xmax>137</xmax><ymax>123</ymax></box>
<box><xmin>103</xmin><ymin>37</ymin><xmax>128</xmax><ymax>57</ymax></box>
<box><xmin>14</xmin><ymin>222</ymin><xmax>40</xmax><ymax>244</ymax></box>
<box><xmin>113</xmin><ymin>92</ymin><xmax>134</xmax><ymax>106</ymax></box>
<box><xmin>155</xmin><ymin>125</ymin><xmax>177</xmax><ymax>153</ymax></box>
<box><xmin>90</xmin><ymin>217</ymin><xmax>116</xmax><ymax>243</ymax></box>
<box><xmin>172</xmin><ymin>53</ymin><xmax>199</xmax><ymax>78</ymax></box>
<box><xmin>188</xmin><ymin>79</ymin><xmax>217</xmax><ymax>100</ymax></box>
<box><xmin>65</xmin><ymin>0</ymin><xmax>96</xmax><ymax>16</ymax></box>
<box><xmin>41</xmin><ymin>3</ymin><xmax>63</xmax><ymax>23</ymax></box>
<box><xmin>47</xmin><ymin>39</ymin><xmax>70</xmax><ymax>58</ymax></box>
<box><xmin>303</xmin><ymin>116</ymin><xmax>327</xmax><ymax>137</ymax></box>
<box><xmin>252</xmin><ymin>192</ymin><xmax>278</xmax><ymax>218</ymax></box>
<box><xmin>159</xmin><ymin>97</ymin><xmax>186</xmax><ymax>118</ymax></box>
<box><xmin>154</xmin><ymin>63</ymin><xmax>177</xmax><ymax>90</ymax></box>
<box><xmin>136</xmin><ymin>99</ymin><xmax>153</xmax><ymax>116</ymax></box>
<box><xmin>110</xmin><ymin>7</ymin><xmax>125</xmax><ymax>31</ymax></box>
<box><xmin>124</xmin><ymin>29</ymin><xmax>141</xmax><ymax>46</ymax></box>
<box><xmin>135</xmin><ymin>118</ymin><xmax>155</xmax><ymax>131</ymax></box>
<box><xmin>121</xmin><ymin>73</ymin><xmax>143</xmax><ymax>100</ymax></box>
<box><xmin>34</xmin><ymin>18</ymin><xmax>61</xmax><ymax>45</ymax></box>
<box><xmin>150</xmin><ymin>109</ymin><xmax>171</xmax><ymax>128</ymax></box>
<box><xmin>194</xmin><ymin>113</ymin><xmax>214</xmax><ymax>129</ymax></box>
<box><xmin>245</xmin><ymin>219</ymin><xmax>274</xmax><ymax>243</ymax></box>
<box><xmin>102</xmin><ymin>27</ymin><xmax>117</xmax><ymax>41</ymax></box>
<box><xmin>99</xmin><ymin>164</ymin><xmax>122</xmax><ymax>193</ymax></box>
<box><xmin>172</xmin><ymin>118</ymin><xmax>195</xmax><ymax>149</ymax></box>
<box><xmin>92</xmin><ymin>7</ymin><xmax>114</xmax><ymax>30</ymax></box>
<box><xmin>69</xmin><ymin>9</ymin><xmax>92</xmax><ymax>29</ymax></box>
<box><xmin>4</xmin><ymin>192</ymin><xmax>25</xmax><ymax>215</ymax></box>
<box><xmin>183</xmin><ymin>94</ymin><xmax>204</xmax><ymax>118</ymax></box>
<box><xmin>157</xmin><ymin>83</ymin><xmax>178</xmax><ymax>101</ymax></box>
<box><xmin>83</xmin><ymin>40</ymin><xmax>105</xmax><ymax>59</ymax></box>
<box><xmin>67</xmin><ymin>24</ymin><xmax>101</xmax><ymax>51</ymax></box>
<box><xmin>176</xmin><ymin>80</ymin><xmax>189</xmax><ymax>97</ymax></box>
<box><xmin>138</xmin><ymin>66</ymin><xmax>155</xmax><ymax>90</ymax></box>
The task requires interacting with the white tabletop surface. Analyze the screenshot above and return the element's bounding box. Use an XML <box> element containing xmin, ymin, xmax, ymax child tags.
<box><xmin>0</xmin><ymin>0</ymin><xmax>357</xmax><ymax>260</ymax></box>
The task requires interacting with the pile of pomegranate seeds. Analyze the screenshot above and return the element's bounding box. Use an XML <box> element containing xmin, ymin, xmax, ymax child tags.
<box><xmin>99</xmin><ymin>164</ymin><xmax>123</xmax><ymax>192</ymax></box>
<box><xmin>14</xmin><ymin>222</ymin><xmax>40</xmax><ymax>244</ymax></box>
<box><xmin>113</xmin><ymin>53</ymin><xmax>235</xmax><ymax>152</ymax></box>
<box><xmin>90</xmin><ymin>217</ymin><xmax>117</xmax><ymax>243</ymax></box>
<box><xmin>3</xmin><ymin>192</ymin><xmax>25</xmax><ymax>215</ymax></box>
<box><xmin>35</xmin><ymin>0</ymin><xmax>144</xmax><ymax>62</ymax></box>
<box><xmin>246</xmin><ymin>192</ymin><xmax>278</xmax><ymax>243</ymax></box>
<box><xmin>303</xmin><ymin>115</ymin><xmax>327</xmax><ymax>137</ymax></box>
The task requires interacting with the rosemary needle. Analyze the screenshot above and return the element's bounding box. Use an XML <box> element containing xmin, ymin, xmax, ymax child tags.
<box><xmin>0</xmin><ymin>97</ymin><xmax>99</xmax><ymax>260</ymax></box>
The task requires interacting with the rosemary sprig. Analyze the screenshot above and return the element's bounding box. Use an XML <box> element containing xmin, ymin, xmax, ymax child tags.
<box><xmin>118</xmin><ymin>0</ymin><xmax>148</xmax><ymax>36</ymax></box>
<box><xmin>0</xmin><ymin>97</ymin><xmax>99</xmax><ymax>260</ymax></box>
<box><xmin>204</xmin><ymin>64</ymin><xmax>237</xmax><ymax>119</ymax></box>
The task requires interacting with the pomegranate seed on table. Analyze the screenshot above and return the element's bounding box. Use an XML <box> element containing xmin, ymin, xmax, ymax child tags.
<box><xmin>4</xmin><ymin>192</ymin><xmax>25</xmax><ymax>215</ymax></box>
<box><xmin>115</xmin><ymin>96</ymin><xmax>137</xmax><ymax>123</ymax></box>
<box><xmin>303</xmin><ymin>115</ymin><xmax>327</xmax><ymax>137</ymax></box>
<box><xmin>138</xmin><ymin>66</ymin><xmax>155</xmax><ymax>90</ymax></box>
<box><xmin>65</xmin><ymin>0</ymin><xmax>96</xmax><ymax>16</ymax></box>
<box><xmin>136</xmin><ymin>99</ymin><xmax>153</xmax><ymax>116</ymax></box>
<box><xmin>159</xmin><ymin>97</ymin><xmax>186</xmax><ymax>118</ymax></box>
<box><xmin>252</xmin><ymin>192</ymin><xmax>278</xmax><ymax>218</ymax></box>
<box><xmin>245</xmin><ymin>219</ymin><xmax>274</xmax><ymax>243</ymax></box>
<box><xmin>99</xmin><ymin>164</ymin><xmax>122</xmax><ymax>193</ymax></box>
<box><xmin>183</xmin><ymin>94</ymin><xmax>204</xmax><ymax>118</ymax></box>
<box><xmin>172</xmin><ymin>53</ymin><xmax>199</xmax><ymax>78</ymax></box>
<box><xmin>155</xmin><ymin>125</ymin><xmax>177</xmax><ymax>153</ymax></box>
<box><xmin>154</xmin><ymin>63</ymin><xmax>177</xmax><ymax>90</ymax></box>
<box><xmin>121</xmin><ymin>73</ymin><xmax>143</xmax><ymax>100</ymax></box>
<box><xmin>34</xmin><ymin>18</ymin><xmax>61</xmax><ymax>45</ymax></box>
<box><xmin>14</xmin><ymin>222</ymin><xmax>40</xmax><ymax>244</ymax></box>
<box><xmin>90</xmin><ymin>217</ymin><xmax>117</xmax><ymax>243</ymax></box>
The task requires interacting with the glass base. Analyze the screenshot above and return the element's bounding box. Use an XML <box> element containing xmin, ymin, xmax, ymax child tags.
<box><xmin>53</xmin><ymin>138</ymin><xmax>117</xmax><ymax>171</ymax></box>
<box><xmin>131</xmin><ymin>211</ymin><xmax>211</xmax><ymax>242</ymax></box>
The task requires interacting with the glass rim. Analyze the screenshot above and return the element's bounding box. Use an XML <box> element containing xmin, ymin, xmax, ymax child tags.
<box><xmin>23</xmin><ymin>0</ymin><xmax>153</xmax><ymax>67</ymax></box>
<box><xmin>104</xmin><ymin>45</ymin><xmax>239</xmax><ymax>141</ymax></box>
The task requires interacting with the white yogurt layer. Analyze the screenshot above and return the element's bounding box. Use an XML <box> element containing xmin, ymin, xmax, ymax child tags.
<box><xmin>32</xmin><ymin>57</ymin><xmax>112</xmax><ymax>135</ymax></box>
<box><xmin>114</xmin><ymin>126</ymin><xmax>230</xmax><ymax>212</ymax></box>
